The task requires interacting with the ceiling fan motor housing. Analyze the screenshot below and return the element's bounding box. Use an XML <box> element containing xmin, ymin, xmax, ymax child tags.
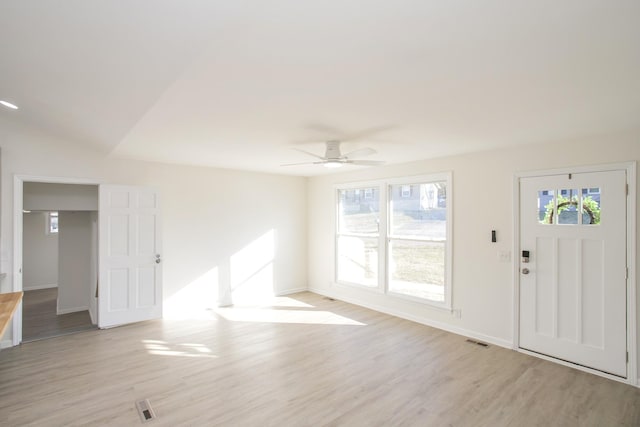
<box><xmin>325</xmin><ymin>140</ymin><xmax>342</xmax><ymax>159</ymax></box>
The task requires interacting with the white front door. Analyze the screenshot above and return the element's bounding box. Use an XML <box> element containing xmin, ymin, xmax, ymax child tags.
<box><xmin>519</xmin><ymin>170</ymin><xmax>627</xmax><ymax>377</ymax></box>
<box><xmin>98</xmin><ymin>185</ymin><xmax>162</xmax><ymax>328</ymax></box>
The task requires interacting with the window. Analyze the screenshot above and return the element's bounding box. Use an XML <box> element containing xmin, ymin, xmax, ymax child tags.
<box><xmin>335</xmin><ymin>173</ymin><xmax>452</xmax><ymax>309</ymax></box>
<box><xmin>336</xmin><ymin>186</ymin><xmax>379</xmax><ymax>288</ymax></box>
<box><xmin>48</xmin><ymin>211</ymin><xmax>59</xmax><ymax>234</ymax></box>
<box><xmin>388</xmin><ymin>181</ymin><xmax>447</xmax><ymax>302</ymax></box>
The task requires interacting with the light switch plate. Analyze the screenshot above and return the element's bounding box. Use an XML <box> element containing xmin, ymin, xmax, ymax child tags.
<box><xmin>497</xmin><ymin>250</ymin><xmax>511</xmax><ymax>262</ymax></box>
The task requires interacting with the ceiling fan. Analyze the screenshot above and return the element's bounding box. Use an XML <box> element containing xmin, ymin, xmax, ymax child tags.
<box><xmin>282</xmin><ymin>140</ymin><xmax>385</xmax><ymax>169</ymax></box>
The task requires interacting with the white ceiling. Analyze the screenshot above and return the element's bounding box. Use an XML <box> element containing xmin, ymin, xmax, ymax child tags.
<box><xmin>1</xmin><ymin>0</ymin><xmax>639</xmax><ymax>176</ymax></box>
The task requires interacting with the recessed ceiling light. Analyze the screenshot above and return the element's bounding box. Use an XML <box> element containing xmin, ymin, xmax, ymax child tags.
<box><xmin>0</xmin><ymin>100</ymin><xmax>19</xmax><ymax>110</ymax></box>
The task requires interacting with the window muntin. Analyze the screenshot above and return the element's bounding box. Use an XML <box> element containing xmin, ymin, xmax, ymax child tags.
<box><xmin>335</xmin><ymin>174</ymin><xmax>452</xmax><ymax>308</ymax></box>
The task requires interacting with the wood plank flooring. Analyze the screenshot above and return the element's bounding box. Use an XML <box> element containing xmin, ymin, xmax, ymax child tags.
<box><xmin>1</xmin><ymin>291</ymin><xmax>639</xmax><ymax>426</ymax></box>
<box><xmin>22</xmin><ymin>288</ymin><xmax>96</xmax><ymax>342</ymax></box>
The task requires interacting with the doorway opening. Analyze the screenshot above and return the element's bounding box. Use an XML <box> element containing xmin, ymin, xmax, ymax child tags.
<box><xmin>13</xmin><ymin>177</ymin><xmax>101</xmax><ymax>345</ymax></box>
<box><xmin>22</xmin><ymin>206</ymin><xmax>99</xmax><ymax>342</ymax></box>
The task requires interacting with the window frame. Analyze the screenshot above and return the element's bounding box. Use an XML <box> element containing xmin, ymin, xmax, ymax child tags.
<box><xmin>334</xmin><ymin>172</ymin><xmax>453</xmax><ymax>309</ymax></box>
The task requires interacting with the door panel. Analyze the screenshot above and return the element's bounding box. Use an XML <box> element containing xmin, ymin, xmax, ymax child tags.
<box><xmin>519</xmin><ymin>170</ymin><xmax>627</xmax><ymax>377</ymax></box>
<box><xmin>99</xmin><ymin>185</ymin><xmax>162</xmax><ymax>328</ymax></box>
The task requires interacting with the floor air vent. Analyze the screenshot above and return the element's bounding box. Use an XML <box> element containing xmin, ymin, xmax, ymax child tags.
<box><xmin>466</xmin><ymin>339</ymin><xmax>489</xmax><ymax>348</ymax></box>
<box><xmin>136</xmin><ymin>399</ymin><xmax>156</xmax><ymax>423</ymax></box>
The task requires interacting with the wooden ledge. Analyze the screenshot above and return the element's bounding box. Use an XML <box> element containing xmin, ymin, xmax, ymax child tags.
<box><xmin>0</xmin><ymin>292</ymin><xmax>23</xmax><ymax>339</ymax></box>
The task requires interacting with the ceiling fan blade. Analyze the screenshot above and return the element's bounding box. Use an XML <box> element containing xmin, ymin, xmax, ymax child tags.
<box><xmin>346</xmin><ymin>160</ymin><xmax>386</xmax><ymax>166</ymax></box>
<box><xmin>342</xmin><ymin>147</ymin><xmax>376</xmax><ymax>159</ymax></box>
<box><xmin>293</xmin><ymin>148</ymin><xmax>326</xmax><ymax>161</ymax></box>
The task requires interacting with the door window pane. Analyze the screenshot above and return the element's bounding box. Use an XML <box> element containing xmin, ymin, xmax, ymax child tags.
<box><xmin>337</xmin><ymin>236</ymin><xmax>378</xmax><ymax>287</ymax></box>
<box><xmin>557</xmin><ymin>189</ymin><xmax>579</xmax><ymax>224</ymax></box>
<box><xmin>388</xmin><ymin>240</ymin><xmax>445</xmax><ymax>301</ymax></box>
<box><xmin>538</xmin><ymin>190</ymin><xmax>555</xmax><ymax>224</ymax></box>
<box><xmin>581</xmin><ymin>187</ymin><xmax>601</xmax><ymax>225</ymax></box>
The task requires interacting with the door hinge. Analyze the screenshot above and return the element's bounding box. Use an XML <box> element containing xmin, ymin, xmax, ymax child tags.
<box><xmin>627</xmin><ymin>351</ymin><xmax>629</xmax><ymax>363</ymax></box>
<box><xmin>626</xmin><ymin>268</ymin><xmax>629</xmax><ymax>280</ymax></box>
<box><xmin>626</xmin><ymin>183</ymin><xmax>629</xmax><ymax>196</ymax></box>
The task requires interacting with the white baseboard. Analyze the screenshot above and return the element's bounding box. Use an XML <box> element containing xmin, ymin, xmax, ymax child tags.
<box><xmin>0</xmin><ymin>339</ymin><xmax>13</xmax><ymax>349</ymax></box>
<box><xmin>57</xmin><ymin>306</ymin><xmax>89</xmax><ymax>315</ymax></box>
<box><xmin>275</xmin><ymin>287</ymin><xmax>308</xmax><ymax>297</ymax></box>
<box><xmin>23</xmin><ymin>283</ymin><xmax>57</xmax><ymax>291</ymax></box>
<box><xmin>308</xmin><ymin>287</ymin><xmax>512</xmax><ymax>350</ymax></box>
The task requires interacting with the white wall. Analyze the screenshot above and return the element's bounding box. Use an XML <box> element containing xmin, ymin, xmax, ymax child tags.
<box><xmin>0</xmin><ymin>117</ymin><xmax>307</xmax><ymax>343</ymax></box>
<box><xmin>24</xmin><ymin>183</ymin><xmax>98</xmax><ymax>211</ymax></box>
<box><xmin>22</xmin><ymin>212</ymin><xmax>58</xmax><ymax>290</ymax></box>
<box><xmin>57</xmin><ymin>211</ymin><xmax>92</xmax><ymax>315</ymax></box>
<box><xmin>307</xmin><ymin>131</ymin><xmax>640</xmax><ymax>366</ymax></box>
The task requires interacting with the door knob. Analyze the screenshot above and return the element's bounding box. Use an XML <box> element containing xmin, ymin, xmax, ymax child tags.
<box><xmin>522</xmin><ymin>268</ymin><xmax>530</xmax><ymax>275</ymax></box>
<box><xmin>155</xmin><ymin>254</ymin><xmax>162</xmax><ymax>264</ymax></box>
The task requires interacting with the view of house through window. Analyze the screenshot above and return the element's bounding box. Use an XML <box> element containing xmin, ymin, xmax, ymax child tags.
<box><xmin>336</xmin><ymin>174</ymin><xmax>452</xmax><ymax>308</ymax></box>
<box><xmin>388</xmin><ymin>182</ymin><xmax>447</xmax><ymax>301</ymax></box>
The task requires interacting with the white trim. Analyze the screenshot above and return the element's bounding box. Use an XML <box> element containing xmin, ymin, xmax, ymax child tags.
<box><xmin>626</xmin><ymin>162</ymin><xmax>637</xmax><ymax>386</ymax></box>
<box><xmin>0</xmin><ymin>340</ymin><xmax>12</xmax><ymax>349</ymax></box>
<box><xmin>511</xmin><ymin>174</ymin><xmax>520</xmax><ymax>350</ymax></box>
<box><xmin>513</xmin><ymin>161</ymin><xmax>637</xmax><ymax>386</ymax></box>
<box><xmin>309</xmin><ymin>287</ymin><xmax>511</xmax><ymax>349</ymax></box>
<box><xmin>334</xmin><ymin>279</ymin><xmax>385</xmax><ymax>294</ymax></box>
<box><xmin>516</xmin><ymin>162</ymin><xmax>635</xmax><ymax>178</ymax></box>
<box><xmin>275</xmin><ymin>287</ymin><xmax>308</xmax><ymax>296</ymax></box>
<box><xmin>12</xmin><ymin>176</ymin><xmax>23</xmax><ymax>346</ymax></box>
<box><xmin>12</xmin><ymin>174</ymin><xmax>103</xmax><ymax>346</ymax></box>
<box><xmin>56</xmin><ymin>306</ymin><xmax>89</xmax><ymax>315</ymax></box>
<box><xmin>23</xmin><ymin>283</ymin><xmax>57</xmax><ymax>291</ymax></box>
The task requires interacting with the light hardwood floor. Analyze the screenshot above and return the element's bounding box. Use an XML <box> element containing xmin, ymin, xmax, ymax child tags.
<box><xmin>1</xmin><ymin>291</ymin><xmax>639</xmax><ymax>426</ymax></box>
<box><xmin>22</xmin><ymin>288</ymin><xmax>96</xmax><ymax>342</ymax></box>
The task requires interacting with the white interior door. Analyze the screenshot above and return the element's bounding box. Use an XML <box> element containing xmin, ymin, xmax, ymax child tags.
<box><xmin>98</xmin><ymin>185</ymin><xmax>162</xmax><ymax>328</ymax></box>
<box><xmin>519</xmin><ymin>170</ymin><xmax>627</xmax><ymax>377</ymax></box>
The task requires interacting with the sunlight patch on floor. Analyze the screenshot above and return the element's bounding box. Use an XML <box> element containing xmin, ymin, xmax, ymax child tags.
<box><xmin>215</xmin><ymin>306</ymin><xmax>366</xmax><ymax>326</ymax></box>
<box><xmin>142</xmin><ymin>339</ymin><xmax>217</xmax><ymax>358</ymax></box>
